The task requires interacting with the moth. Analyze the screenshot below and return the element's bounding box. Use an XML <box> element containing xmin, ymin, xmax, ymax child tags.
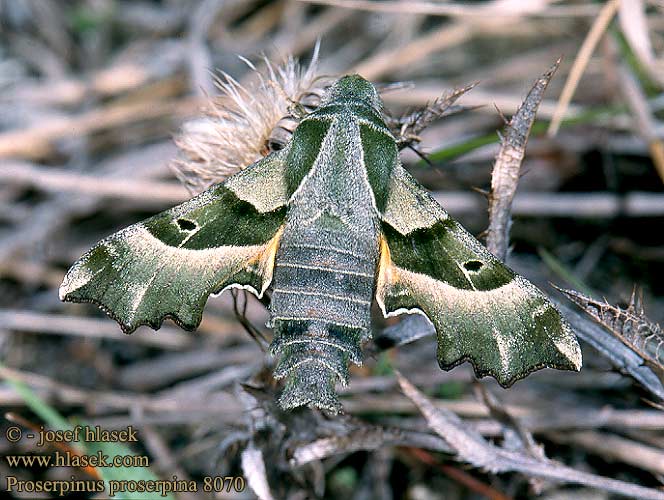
<box><xmin>60</xmin><ymin>75</ymin><xmax>581</xmax><ymax>412</ymax></box>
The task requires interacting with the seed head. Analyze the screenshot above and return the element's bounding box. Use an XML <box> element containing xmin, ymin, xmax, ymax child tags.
<box><xmin>172</xmin><ymin>47</ymin><xmax>329</xmax><ymax>194</ymax></box>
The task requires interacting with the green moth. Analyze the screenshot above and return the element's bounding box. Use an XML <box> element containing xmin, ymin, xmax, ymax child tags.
<box><xmin>60</xmin><ymin>75</ymin><xmax>581</xmax><ymax>412</ymax></box>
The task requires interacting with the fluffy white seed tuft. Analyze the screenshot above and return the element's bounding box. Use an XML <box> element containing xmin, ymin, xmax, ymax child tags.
<box><xmin>172</xmin><ymin>48</ymin><xmax>329</xmax><ymax>194</ymax></box>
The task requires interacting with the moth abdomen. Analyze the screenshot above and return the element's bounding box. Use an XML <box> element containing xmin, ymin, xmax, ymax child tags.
<box><xmin>269</xmin><ymin>226</ymin><xmax>379</xmax><ymax>411</ymax></box>
<box><xmin>271</xmin><ymin>319</ymin><xmax>366</xmax><ymax>412</ymax></box>
<box><xmin>271</xmin><ymin>227</ymin><xmax>378</xmax><ymax>330</ymax></box>
<box><xmin>271</xmin><ymin>319</ymin><xmax>365</xmax><ymax>364</ymax></box>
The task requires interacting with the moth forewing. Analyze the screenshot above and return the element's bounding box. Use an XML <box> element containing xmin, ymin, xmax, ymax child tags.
<box><xmin>59</xmin><ymin>153</ymin><xmax>291</xmax><ymax>334</ymax></box>
<box><xmin>376</xmin><ymin>174</ymin><xmax>582</xmax><ymax>385</ymax></box>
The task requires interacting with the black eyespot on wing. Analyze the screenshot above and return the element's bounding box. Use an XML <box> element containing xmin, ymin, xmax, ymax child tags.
<box><xmin>176</xmin><ymin>218</ymin><xmax>197</xmax><ymax>231</ymax></box>
<box><xmin>463</xmin><ymin>260</ymin><xmax>483</xmax><ymax>272</ymax></box>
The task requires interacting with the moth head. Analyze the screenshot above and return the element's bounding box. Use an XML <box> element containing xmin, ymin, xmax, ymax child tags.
<box><xmin>322</xmin><ymin>74</ymin><xmax>383</xmax><ymax>112</ymax></box>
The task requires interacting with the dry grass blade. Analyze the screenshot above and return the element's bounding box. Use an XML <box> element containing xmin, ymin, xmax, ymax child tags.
<box><xmin>558</xmin><ymin>287</ymin><xmax>664</xmax><ymax>384</ymax></box>
<box><xmin>0</xmin><ymin>96</ymin><xmax>200</xmax><ymax>160</ymax></box>
<box><xmin>186</xmin><ymin>0</ymin><xmax>222</xmax><ymax>97</ymax></box>
<box><xmin>0</xmin><ymin>309</ymin><xmax>190</xmax><ymax>349</ymax></box>
<box><xmin>117</xmin><ymin>347</ymin><xmax>257</xmax><ymax>390</ymax></box>
<box><xmin>547</xmin><ymin>430</ymin><xmax>664</xmax><ymax>476</ymax></box>
<box><xmin>433</xmin><ymin>191</ymin><xmax>664</xmax><ymax>218</ymax></box>
<box><xmin>6</xmin><ymin>55</ymin><xmax>182</xmax><ymax>107</ymax></box>
<box><xmin>292</xmin><ymin>428</ymin><xmax>397</xmax><ymax>466</ymax></box>
<box><xmin>352</xmin><ymin>23</ymin><xmax>472</xmax><ymax>80</ymax></box>
<box><xmin>385</xmin><ymin>83</ymin><xmax>580</xmax><ymax>119</ymax></box>
<box><xmin>616</xmin><ymin>62</ymin><xmax>664</xmax><ymax>184</ymax></box>
<box><xmin>397</xmin><ymin>369</ymin><xmax>518</xmax><ymax>472</ymax></box>
<box><xmin>396</xmin><ymin>370</ymin><xmax>664</xmax><ymax>499</ymax></box>
<box><xmin>474</xmin><ymin>383</ymin><xmax>546</xmax><ymax>464</ymax></box>
<box><xmin>241</xmin><ymin>444</ymin><xmax>275</xmax><ymax>500</ymax></box>
<box><xmin>1</xmin><ymin>162</ymin><xmax>188</xmax><ymax>205</ymax></box>
<box><xmin>297</xmin><ymin>0</ymin><xmax>600</xmax><ymax>18</ymax></box>
<box><xmin>486</xmin><ymin>59</ymin><xmax>559</xmax><ymax>261</ymax></box>
<box><xmin>157</xmin><ymin>363</ymin><xmax>261</xmax><ymax>398</ymax></box>
<box><xmin>548</xmin><ymin>0</ymin><xmax>620</xmax><ymax>136</ymax></box>
<box><xmin>0</xmin><ymin>143</ymin><xmax>177</xmax><ymax>264</ymax></box>
<box><xmin>618</xmin><ymin>0</ymin><xmax>664</xmax><ymax>87</ymax></box>
<box><xmin>0</xmin><ymin>364</ymin><xmax>243</xmax><ymax>416</ymax></box>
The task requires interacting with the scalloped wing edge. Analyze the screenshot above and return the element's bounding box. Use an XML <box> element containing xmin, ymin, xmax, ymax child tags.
<box><xmin>376</xmin><ymin>236</ymin><xmax>582</xmax><ymax>386</ymax></box>
<box><xmin>59</xmin><ymin>224</ymin><xmax>283</xmax><ymax>334</ymax></box>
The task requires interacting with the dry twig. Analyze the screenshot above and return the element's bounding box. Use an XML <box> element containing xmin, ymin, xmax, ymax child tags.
<box><xmin>242</xmin><ymin>444</ymin><xmax>275</xmax><ymax>500</ymax></box>
<box><xmin>396</xmin><ymin>371</ymin><xmax>664</xmax><ymax>500</ymax></box>
<box><xmin>558</xmin><ymin>287</ymin><xmax>664</xmax><ymax>388</ymax></box>
<box><xmin>616</xmin><ymin>61</ymin><xmax>664</xmax><ymax>183</ymax></box>
<box><xmin>487</xmin><ymin>59</ymin><xmax>559</xmax><ymax>260</ymax></box>
<box><xmin>0</xmin><ymin>309</ymin><xmax>190</xmax><ymax>349</ymax></box>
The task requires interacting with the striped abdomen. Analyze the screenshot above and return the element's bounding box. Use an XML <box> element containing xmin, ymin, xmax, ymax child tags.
<box><xmin>270</xmin><ymin>223</ymin><xmax>379</xmax><ymax>412</ymax></box>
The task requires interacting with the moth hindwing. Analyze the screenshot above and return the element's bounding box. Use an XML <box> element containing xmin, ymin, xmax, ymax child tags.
<box><xmin>60</xmin><ymin>75</ymin><xmax>581</xmax><ymax>413</ymax></box>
